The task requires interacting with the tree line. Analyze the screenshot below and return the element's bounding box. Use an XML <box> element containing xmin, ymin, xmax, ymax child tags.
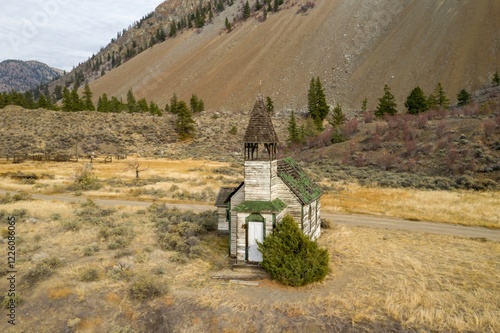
<box><xmin>287</xmin><ymin>71</ymin><xmax>500</xmax><ymax>145</ymax></box>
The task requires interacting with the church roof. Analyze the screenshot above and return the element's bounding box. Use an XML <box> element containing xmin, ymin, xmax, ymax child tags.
<box><xmin>214</xmin><ymin>187</ymin><xmax>238</xmax><ymax>207</ymax></box>
<box><xmin>278</xmin><ymin>158</ymin><xmax>323</xmax><ymax>205</ymax></box>
<box><xmin>243</xmin><ymin>95</ymin><xmax>279</xmax><ymax>143</ymax></box>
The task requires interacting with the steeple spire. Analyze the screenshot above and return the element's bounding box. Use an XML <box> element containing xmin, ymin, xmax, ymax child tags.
<box><xmin>243</xmin><ymin>95</ymin><xmax>278</xmax><ymax>161</ymax></box>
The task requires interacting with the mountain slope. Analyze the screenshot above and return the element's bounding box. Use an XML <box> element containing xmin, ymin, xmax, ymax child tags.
<box><xmin>0</xmin><ymin>60</ymin><xmax>63</xmax><ymax>92</ymax></box>
<box><xmin>86</xmin><ymin>0</ymin><xmax>500</xmax><ymax>112</ymax></box>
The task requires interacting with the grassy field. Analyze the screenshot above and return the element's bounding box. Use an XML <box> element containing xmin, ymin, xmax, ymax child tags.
<box><xmin>0</xmin><ymin>195</ymin><xmax>498</xmax><ymax>332</ymax></box>
<box><xmin>1</xmin><ymin>157</ymin><xmax>498</xmax><ymax>228</ymax></box>
<box><xmin>0</xmin><ymin>157</ymin><xmax>499</xmax><ymax>331</ymax></box>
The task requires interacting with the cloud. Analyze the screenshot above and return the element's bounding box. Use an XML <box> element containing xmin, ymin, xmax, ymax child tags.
<box><xmin>0</xmin><ymin>0</ymin><xmax>160</xmax><ymax>70</ymax></box>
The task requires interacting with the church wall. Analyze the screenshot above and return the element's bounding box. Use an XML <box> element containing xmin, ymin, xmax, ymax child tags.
<box><xmin>244</xmin><ymin>161</ymin><xmax>273</xmax><ymax>201</ymax></box>
<box><xmin>229</xmin><ymin>185</ymin><xmax>245</xmax><ymax>257</ymax></box>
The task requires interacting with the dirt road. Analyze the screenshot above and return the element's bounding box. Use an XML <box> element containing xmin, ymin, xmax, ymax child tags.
<box><xmin>1</xmin><ymin>189</ymin><xmax>499</xmax><ymax>242</ymax></box>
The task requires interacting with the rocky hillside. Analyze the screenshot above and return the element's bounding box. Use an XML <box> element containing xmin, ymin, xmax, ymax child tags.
<box><xmin>52</xmin><ymin>0</ymin><xmax>500</xmax><ymax>113</ymax></box>
<box><xmin>0</xmin><ymin>60</ymin><xmax>63</xmax><ymax>92</ymax></box>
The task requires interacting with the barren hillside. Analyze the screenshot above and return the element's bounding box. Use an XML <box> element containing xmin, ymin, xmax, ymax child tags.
<box><xmin>87</xmin><ymin>0</ymin><xmax>500</xmax><ymax>112</ymax></box>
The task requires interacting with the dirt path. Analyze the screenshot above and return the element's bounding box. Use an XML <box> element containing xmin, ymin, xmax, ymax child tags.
<box><xmin>1</xmin><ymin>189</ymin><xmax>499</xmax><ymax>242</ymax></box>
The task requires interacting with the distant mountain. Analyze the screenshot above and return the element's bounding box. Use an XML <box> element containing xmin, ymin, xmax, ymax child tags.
<box><xmin>0</xmin><ymin>60</ymin><xmax>63</xmax><ymax>92</ymax></box>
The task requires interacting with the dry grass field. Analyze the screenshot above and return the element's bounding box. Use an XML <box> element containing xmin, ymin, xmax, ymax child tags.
<box><xmin>0</xmin><ymin>158</ymin><xmax>499</xmax><ymax>332</ymax></box>
<box><xmin>0</xmin><ymin>195</ymin><xmax>497</xmax><ymax>332</ymax></box>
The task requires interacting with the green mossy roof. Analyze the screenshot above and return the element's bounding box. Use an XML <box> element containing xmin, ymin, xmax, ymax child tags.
<box><xmin>278</xmin><ymin>158</ymin><xmax>322</xmax><ymax>204</ymax></box>
<box><xmin>234</xmin><ymin>198</ymin><xmax>286</xmax><ymax>213</ymax></box>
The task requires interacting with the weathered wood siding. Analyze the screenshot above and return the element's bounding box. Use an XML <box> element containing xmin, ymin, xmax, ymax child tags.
<box><xmin>244</xmin><ymin>160</ymin><xmax>277</xmax><ymax>201</ymax></box>
<box><xmin>229</xmin><ymin>185</ymin><xmax>245</xmax><ymax>257</ymax></box>
<box><xmin>217</xmin><ymin>207</ymin><xmax>228</xmax><ymax>232</ymax></box>
<box><xmin>311</xmin><ymin>199</ymin><xmax>321</xmax><ymax>240</ymax></box>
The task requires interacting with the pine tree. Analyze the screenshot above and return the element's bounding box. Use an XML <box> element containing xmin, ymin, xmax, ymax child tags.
<box><xmin>266</xmin><ymin>96</ymin><xmax>274</xmax><ymax>115</ymax></box>
<box><xmin>404</xmin><ymin>86</ymin><xmax>427</xmax><ymax>114</ymax></box>
<box><xmin>169</xmin><ymin>93</ymin><xmax>179</xmax><ymax>114</ymax></box>
<box><xmin>375</xmin><ymin>84</ymin><xmax>397</xmax><ymax>117</ymax></box>
<box><xmin>328</xmin><ymin>103</ymin><xmax>347</xmax><ymax>144</ymax></box>
<box><xmin>190</xmin><ymin>94</ymin><xmax>200</xmax><ymax>113</ymax></box>
<box><xmin>255</xmin><ymin>0</ymin><xmax>262</xmax><ymax>10</ymax></box>
<box><xmin>328</xmin><ymin>103</ymin><xmax>346</xmax><ymax>128</ymax></box>
<box><xmin>169</xmin><ymin>22</ymin><xmax>177</xmax><ymax>37</ymax></box>
<box><xmin>493</xmin><ymin>71</ymin><xmax>500</xmax><ymax>86</ymax></box>
<box><xmin>97</xmin><ymin>93</ymin><xmax>110</xmax><ymax>112</ymax></box>
<box><xmin>427</xmin><ymin>94</ymin><xmax>437</xmax><ymax>110</ymax></box>
<box><xmin>457</xmin><ymin>88</ymin><xmax>471</xmax><ymax>106</ymax></box>
<box><xmin>307</xmin><ymin>77</ymin><xmax>329</xmax><ymax>130</ymax></box>
<box><xmin>126</xmin><ymin>89</ymin><xmax>138</xmax><ymax>113</ymax></box>
<box><xmin>176</xmin><ymin>101</ymin><xmax>195</xmax><ymax>140</ymax></box>
<box><xmin>149</xmin><ymin>101</ymin><xmax>162</xmax><ymax>116</ymax></box>
<box><xmin>37</xmin><ymin>94</ymin><xmax>50</xmax><ymax>109</ymax></box>
<box><xmin>82</xmin><ymin>83</ymin><xmax>95</xmax><ymax>111</ymax></box>
<box><xmin>243</xmin><ymin>0</ymin><xmax>251</xmax><ymax>19</ymax></box>
<box><xmin>287</xmin><ymin>111</ymin><xmax>300</xmax><ymax>144</ymax></box>
<box><xmin>361</xmin><ymin>98</ymin><xmax>368</xmax><ymax>113</ymax></box>
<box><xmin>70</xmin><ymin>88</ymin><xmax>84</xmax><ymax>111</ymax></box>
<box><xmin>225</xmin><ymin>17</ymin><xmax>232</xmax><ymax>32</ymax></box>
<box><xmin>137</xmin><ymin>98</ymin><xmax>149</xmax><ymax>113</ymax></box>
<box><xmin>434</xmin><ymin>82</ymin><xmax>449</xmax><ymax>109</ymax></box>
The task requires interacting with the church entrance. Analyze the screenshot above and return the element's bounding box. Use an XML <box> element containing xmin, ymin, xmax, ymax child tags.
<box><xmin>247</xmin><ymin>221</ymin><xmax>264</xmax><ymax>262</ymax></box>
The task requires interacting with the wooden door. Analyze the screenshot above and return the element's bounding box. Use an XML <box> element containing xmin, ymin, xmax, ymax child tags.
<box><xmin>248</xmin><ymin>221</ymin><xmax>264</xmax><ymax>262</ymax></box>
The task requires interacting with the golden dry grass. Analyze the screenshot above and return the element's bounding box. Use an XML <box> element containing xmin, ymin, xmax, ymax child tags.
<box><xmin>322</xmin><ymin>183</ymin><xmax>500</xmax><ymax>229</ymax></box>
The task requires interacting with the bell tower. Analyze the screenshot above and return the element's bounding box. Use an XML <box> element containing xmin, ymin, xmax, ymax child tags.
<box><xmin>243</xmin><ymin>95</ymin><xmax>279</xmax><ymax>201</ymax></box>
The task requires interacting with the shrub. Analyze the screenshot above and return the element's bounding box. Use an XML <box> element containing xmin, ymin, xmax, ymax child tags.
<box><xmin>258</xmin><ymin>215</ymin><xmax>329</xmax><ymax>287</ymax></box>
<box><xmin>80</xmin><ymin>268</ymin><xmax>99</xmax><ymax>282</ymax></box>
<box><xmin>129</xmin><ymin>275</ymin><xmax>165</xmax><ymax>300</ymax></box>
<box><xmin>23</xmin><ymin>257</ymin><xmax>62</xmax><ymax>287</ymax></box>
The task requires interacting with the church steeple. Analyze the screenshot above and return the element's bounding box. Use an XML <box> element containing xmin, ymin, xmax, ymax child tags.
<box><xmin>243</xmin><ymin>94</ymin><xmax>278</xmax><ymax>161</ymax></box>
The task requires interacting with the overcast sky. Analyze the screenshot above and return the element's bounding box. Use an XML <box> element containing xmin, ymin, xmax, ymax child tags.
<box><xmin>0</xmin><ymin>0</ymin><xmax>161</xmax><ymax>71</ymax></box>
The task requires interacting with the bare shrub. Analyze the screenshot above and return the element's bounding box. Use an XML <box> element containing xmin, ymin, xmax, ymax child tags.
<box><xmin>364</xmin><ymin>111</ymin><xmax>375</xmax><ymax>124</ymax></box>
<box><xmin>376</xmin><ymin>153</ymin><xmax>396</xmax><ymax>170</ymax></box>
<box><xmin>415</xmin><ymin>113</ymin><xmax>428</xmax><ymax>129</ymax></box>
<box><xmin>375</xmin><ymin>123</ymin><xmax>387</xmax><ymax>136</ymax></box>
<box><xmin>369</xmin><ymin>134</ymin><xmax>382</xmax><ymax>150</ymax></box>
<box><xmin>405</xmin><ymin>140</ymin><xmax>417</xmax><ymax>156</ymax></box>
<box><xmin>343</xmin><ymin>119</ymin><xmax>359</xmax><ymax>137</ymax></box>
<box><xmin>482</xmin><ymin>120</ymin><xmax>496</xmax><ymax>140</ymax></box>
<box><xmin>435</xmin><ymin>121</ymin><xmax>448</xmax><ymax>139</ymax></box>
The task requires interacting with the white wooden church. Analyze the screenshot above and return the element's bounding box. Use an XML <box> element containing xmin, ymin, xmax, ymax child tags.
<box><xmin>215</xmin><ymin>95</ymin><xmax>322</xmax><ymax>264</ymax></box>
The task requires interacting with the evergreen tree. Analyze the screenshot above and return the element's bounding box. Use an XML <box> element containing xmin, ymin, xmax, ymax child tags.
<box><xmin>61</xmin><ymin>87</ymin><xmax>72</xmax><ymax>111</ymax></box>
<box><xmin>37</xmin><ymin>94</ymin><xmax>50</xmax><ymax>109</ymax></box>
<box><xmin>109</xmin><ymin>96</ymin><xmax>125</xmax><ymax>113</ymax></box>
<box><xmin>266</xmin><ymin>96</ymin><xmax>274</xmax><ymax>115</ymax></box>
<box><xmin>328</xmin><ymin>103</ymin><xmax>347</xmax><ymax>144</ymax></box>
<box><xmin>169</xmin><ymin>22</ymin><xmax>177</xmax><ymax>37</ymax></box>
<box><xmin>149</xmin><ymin>101</ymin><xmax>162</xmax><ymax>116</ymax></box>
<box><xmin>243</xmin><ymin>0</ymin><xmax>251</xmax><ymax>19</ymax></box>
<box><xmin>307</xmin><ymin>77</ymin><xmax>329</xmax><ymax>130</ymax></box>
<box><xmin>457</xmin><ymin>88</ymin><xmax>471</xmax><ymax>106</ymax></box>
<box><xmin>97</xmin><ymin>93</ymin><xmax>110</xmax><ymax>112</ymax></box>
<box><xmin>70</xmin><ymin>88</ymin><xmax>84</xmax><ymax>111</ymax></box>
<box><xmin>404</xmin><ymin>86</ymin><xmax>427</xmax><ymax>114</ymax></box>
<box><xmin>361</xmin><ymin>98</ymin><xmax>368</xmax><ymax>113</ymax></box>
<box><xmin>375</xmin><ymin>84</ymin><xmax>397</xmax><ymax>117</ymax></box>
<box><xmin>82</xmin><ymin>83</ymin><xmax>95</xmax><ymax>111</ymax></box>
<box><xmin>225</xmin><ymin>17</ymin><xmax>232</xmax><ymax>32</ymax></box>
<box><xmin>493</xmin><ymin>71</ymin><xmax>500</xmax><ymax>86</ymax></box>
<box><xmin>175</xmin><ymin>101</ymin><xmax>195</xmax><ymax>140</ymax></box>
<box><xmin>427</xmin><ymin>93</ymin><xmax>437</xmax><ymax>110</ymax></box>
<box><xmin>273</xmin><ymin>0</ymin><xmax>279</xmax><ymax>12</ymax></box>
<box><xmin>53</xmin><ymin>85</ymin><xmax>63</xmax><ymax>101</ymax></box>
<box><xmin>127</xmin><ymin>89</ymin><xmax>138</xmax><ymax>112</ymax></box>
<box><xmin>433</xmin><ymin>82</ymin><xmax>449</xmax><ymax>109</ymax></box>
<box><xmin>255</xmin><ymin>0</ymin><xmax>262</xmax><ymax>10</ymax></box>
<box><xmin>328</xmin><ymin>103</ymin><xmax>346</xmax><ymax>128</ymax></box>
<box><xmin>190</xmin><ymin>94</ymin><xmax>200</xmax><ymax>113</ymax></box>
<box><xmin>258</xmin><ymin>215</ymin><xmax>329</xmax><ymax>287</ymax></box>
<box><xmin>137</xmin><ymin>98</ymin><xmax>149</xmax><ymax>113</ymax></box>
<box><xmin>169</xmin><ymin>93</ymin><xmax>179</xmax><ymax>114</ymax></box>
<box><xmin>287</xmin><ymin>111</ymin><xmax>300</xmax><ymax>144</ymax></box>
